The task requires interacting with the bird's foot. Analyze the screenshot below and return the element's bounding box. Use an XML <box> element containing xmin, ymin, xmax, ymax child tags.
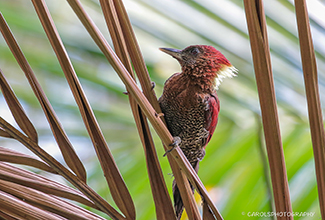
<box><xmin>163</xmin><ymin>136</ymin><xmax>181</xmax><ymax>157</ymax></box>
<box><xmin>155</xmin><ymin>112</ymin><xmax>164</xmax><ymax>118</ymax></box>
<box><xmin>123</xmin><ymin>91</ymin><xmax>129</xmax><ymax>95</ymax></box>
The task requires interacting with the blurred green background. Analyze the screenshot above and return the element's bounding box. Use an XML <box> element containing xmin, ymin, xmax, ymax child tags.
<box><xmin>0</xmin><ymin>0</ymin><xmax>325</xmax><ymax>219</ymax></box>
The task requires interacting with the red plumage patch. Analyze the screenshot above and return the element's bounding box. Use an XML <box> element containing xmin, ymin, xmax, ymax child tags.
<box><xmin>204</xmin><ymin>93</ymin><xmax>220</xmax><ymax>147</ymax></box>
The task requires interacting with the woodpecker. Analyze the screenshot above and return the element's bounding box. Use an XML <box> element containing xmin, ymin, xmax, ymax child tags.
<box><xmin>158</xmin><ymin>45</ymin><xmax>237</xmax><ymax>219</ymax></box>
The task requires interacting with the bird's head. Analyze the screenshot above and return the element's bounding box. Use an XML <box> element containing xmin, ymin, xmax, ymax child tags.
<box><xmin>160</xmin><ymin>45</ymin><xmax>237</xmax><ymax>88</ymax></box>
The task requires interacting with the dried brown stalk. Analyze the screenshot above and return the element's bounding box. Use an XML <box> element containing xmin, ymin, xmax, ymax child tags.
<box><xmin>0</xmin><ymin>180</ymin><xmax>104</xmax><ymax>220</ymax></box>
<box><xmin>0</xmin><ymin>116</ymin><xmax>122</xmax><ymax>219</ymax></box>
<box><xmin>30</xmin><ymin>1</ymin><xmax>135</xmax><ymax>219</ymax></box>
<box><xmin>1</xmin><ymin>11</ymin><xmax>120</xmax><ymax>217</ymax></box>
<box><xmin>0</xmin><ymin>127</ymin><xmax>12</xmax><ymax>138</ymax></box>
<box><xmin>295</xmin><ymin>0</ymin><xmax>325</xmax><ymax>218</ymax></box>
<box><xmin>99</xmin><ymin>0</ymin><xmax>176</xmax><ymax>219</ymax></box>
<box><xmin>244</xmin><ymin>1</ymin><xmax>292</xmax><ymax>219</ymax></box>
<box><xmin>0</xmin><ymin>68</ymin><xmax>38</xmax><ymax>144</ymax></box>
<box><xmin>0</xmin><ymin>162</ymin><xmax>97</xmax><ymax>209</ymax></box>
<box><xmin>0</xmin><ymin>147</ymin><xmax>57</xmax><ymax>174</ymax></box>
<box><xmin>0</xmin><ymin>190</ymin><xmax>63</xmax><ymax>220</ymax></box>
<box><xmin>0</xmin><ymin>12</ymin><xmax>87</xmax><ymax>183</ymax></box>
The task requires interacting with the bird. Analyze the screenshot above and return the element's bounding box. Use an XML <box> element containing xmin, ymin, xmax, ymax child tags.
<box><xmin>158</xmin><ymin>45</ymin><xmax>237</xmax><ymax>219</ymax></box>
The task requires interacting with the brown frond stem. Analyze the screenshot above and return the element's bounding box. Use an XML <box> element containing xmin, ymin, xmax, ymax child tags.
<box><xmin>0</xmin><ymin>116</ymin><xmax>123</xmax><ymax>219</ymax></box>
<box><xmin>0</xmin><ymin>12</ymin><xmax>87</xmax><ymax>183</ymax></box>
<box><xmin>30</xmin><ymin>1</ymin><xmax>135</xmax><ymax>218</ymax></box>
<box><xmin>244</xmin><ymin>0</ymin><xmax>292</xmax><ymax>218</ymax></box>
<box><xmin>295</xmin><ymin>0</ymin><xmax>325</xmax><ymax>218</ymax></box>
<box><xmin>100</xmin><ymin>0</ymin><xmax>177</xmax><ymax>219</ymax></box>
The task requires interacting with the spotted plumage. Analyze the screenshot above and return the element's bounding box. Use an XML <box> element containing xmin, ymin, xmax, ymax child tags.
<box><xmin>159</xmin><ymin>73</ymin><xmax>218</xmax><ymax>167</ymax></box>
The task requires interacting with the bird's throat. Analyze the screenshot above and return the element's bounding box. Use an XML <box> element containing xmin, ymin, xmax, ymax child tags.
<box><xmin>215</xmin><ymin>65</ymin><xmax>238</xmax><ymax>88</ymax></box>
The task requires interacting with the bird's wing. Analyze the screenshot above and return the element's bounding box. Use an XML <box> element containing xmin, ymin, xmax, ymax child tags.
<box><xmin>204</xmin><ymin>92</ymin><xmax>220</xmax><ymax>147</ymax></box>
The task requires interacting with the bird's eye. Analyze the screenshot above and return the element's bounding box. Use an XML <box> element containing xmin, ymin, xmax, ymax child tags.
<box><xmin>191</xmin><ymin>48</ymin><xmax>199</xmax><ymax>55</ymax></box>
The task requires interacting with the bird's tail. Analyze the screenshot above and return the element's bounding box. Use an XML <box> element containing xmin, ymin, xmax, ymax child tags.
<box><xmin>173</xmin><ymin>162</ymin><xmax>199</xmax><ymax>220</ymax></box>
<box><xmin>172</xmin><ymin>179</ymin><xmax>194</xmax><ymax>220</ymax></box>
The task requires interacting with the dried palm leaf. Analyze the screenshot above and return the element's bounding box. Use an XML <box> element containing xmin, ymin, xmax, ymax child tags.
<box><xmin>31</xmin><ymin>0</ymin><xmax>135</xmax><ymax>218</ymax></box>
<box><xmin>0</xmin><ymin>162</ymin><xmax>96</xmax><ymax>209</ymax></box>
<box><xmin>0</xmin><ymin>116</ymin><xmax>123</xmax><ymax>219</ymax></box>
<box><xmin>0</xmin><ymin>128</ymin><xmax>12</xmax><ymax>139</ymax></box>
<box><xmin>0</xmin><ymin>179</ymin><xmax>105</xmax><ymax>220</ymax></box>
<box><xmin>295</xmin><ymin>0</ymin><xmax>325</xmax><ymax>218</ymax></box>
<box><xmin>99</xmin><ymin>0</ymin><xmax>176</xmax><ymax>219</ymax></box>
<box><xmin>0</xmin><ymin>190</ymin><xmax>64</xmax><ymax>220</ymax></box>
<box><xmin>0</xmin><ymin>12</ymin><xmax>87</xmax><ymax>183</ymax></box>
<box><xmin>244</xmin><ymin>0</ymin><xmax>292</xmax><ymax>217</ymax></box>
<box><xmin>0</xmin><ymin>147</ymin><xmax>57</xmax><ymax>174</ymax></box>
<box><xmin>0</xmin><ymin>68</ymin><xmax>38</xmax><ymax>143</ymax></box>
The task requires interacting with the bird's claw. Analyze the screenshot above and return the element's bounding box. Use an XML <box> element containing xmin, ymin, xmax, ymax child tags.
<box><xmin>155</xmin><ymin>112</ymin><xmax>164</xmax><ymax>118</ymax></box>
<box><xmin>163</xmin><ymin>136</ymin><xmax>181</xmax><ymax>157</ymax></box>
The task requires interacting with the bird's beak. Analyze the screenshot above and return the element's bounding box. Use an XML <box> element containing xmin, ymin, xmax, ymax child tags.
<box><xmin>159</xmin><ymin>48</ymin><xmax>182</xmax><ymax>60</ymax></box>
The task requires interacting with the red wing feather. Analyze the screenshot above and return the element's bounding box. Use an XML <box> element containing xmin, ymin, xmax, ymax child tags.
<box><xmin>204</xmin><ymin>93</ymin><xmax>220</xmax><ymax>147</ymax></box>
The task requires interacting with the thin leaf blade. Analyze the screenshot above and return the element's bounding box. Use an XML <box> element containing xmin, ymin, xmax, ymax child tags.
<box><xmin>32</xmin><ymin>0</ymin><xmax>135</xmax><ymax>218</ymax></box>
<box><xmin>295</xmin><ymin>0</ymin><xmax>325</xmax><ymax>218</ymax></box>
<box><xmin>100</xmin><ymin>0</ymin><xmax>176</xmax><ymax>219</ymax></box>
<box><xmin>0</xmin><ymin>68</ymin><xmax>38</xmax><ymax>143</ymax></box>
<box><xmin>0</xmin><ymin>146</ymin><xmax>57</xmax><ymax>174</ymax></box>
<box><xmin>0</xmin><ymin>11</ymin><xmax>87</xmax><ymax>183</ymax></box>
